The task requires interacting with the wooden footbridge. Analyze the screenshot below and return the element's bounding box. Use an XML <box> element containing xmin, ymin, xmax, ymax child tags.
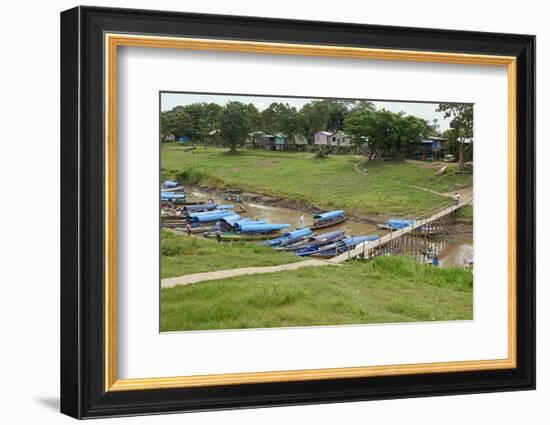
<box><xmin>328</xmin><ymin>197</ymin><xmax>473</xmax><ymax>264</ymax></box>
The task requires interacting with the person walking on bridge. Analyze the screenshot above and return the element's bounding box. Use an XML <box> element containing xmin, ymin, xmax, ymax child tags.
<box><xmin>454</xmin><ymin>192</ymin><xmax>461</xmax><ymax>204</ymax></box>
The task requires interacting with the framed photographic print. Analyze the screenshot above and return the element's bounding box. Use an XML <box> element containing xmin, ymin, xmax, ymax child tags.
<box><xmin>60</xmin><ymin>6</ymin><xmax>535</xmax><ymax>419</ymax></box>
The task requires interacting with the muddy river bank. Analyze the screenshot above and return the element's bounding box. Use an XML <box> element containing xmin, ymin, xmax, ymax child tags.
<box><xmin>191</xmin><ymin>184</ymin><xmax>383</xmax><ymax>224</ymax></box>
<box><xmin>187</xmin><ymin>187</ymin><xmax>473</xmax><ymax>268</ymax></box>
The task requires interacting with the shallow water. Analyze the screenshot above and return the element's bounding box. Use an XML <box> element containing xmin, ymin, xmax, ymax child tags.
<box><xmin>188</xmin><ymin>188</ymin><xmax>473</xmax><ymax>267</ymax></box>
<box><xmin>190</xmin><ymin>189</ymin><xmax>380</xmax><ymax>235</ymax></box>
<box><xmin>396</xmin><ymin>234</ymin><xmax>474</xmax><ymax>268</ymax></box>
<box><xmin>439</xmin><ymin>242</ymin><xmax>474</xmax><ymax>268</ymax></box>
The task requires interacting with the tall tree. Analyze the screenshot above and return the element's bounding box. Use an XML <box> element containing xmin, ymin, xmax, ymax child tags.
<box><xmin>297</xmin><ymin>99</ymin><xmax>353</xmax><ymax>142</ymax></box>
<box><xmin>219</xmin><ymin>101</ymin><xmax>251</xmax><ymax>154</ymax></box>
<box><xmin>160</xmin><ymin>111</ymin><xmax>173</xmax><ymax>138</ymax></box>
<box><xmin>436</xmin><ymin>103</ymin><xmax>473</xmax><ymax>171</ymax></box>
<box><xmin>430</xmin><ymin>118</ymin><xmax>440</xmax><ymax>136</ymax></box>
<box><xmin>160</xmin><ymin>103</ymin><xmax>222</xmax><ymax>142</ymax></box>
<box><xmin>324</xmin><ymin>100</ymin><xmax>350</xmax><ymax>131</ymax></box>
<box><xmin>244</xmin><ymin>103</ymin><xmax>261</xmax><ymax>131</ymax></box>
<box><xmin>183</xmin><ymin>102</ymin><xmax>223</xmax><ymax>143</ymax></box>
<box><xmin>160</xmin><ymin>106</ymin><xmax>193</xmax><ymax>140</ymax></box>
<box><xmin>261</xmin><ymin>102</ymin><xmax>300</xmax><ymax>137</ymax></box>
<box><xmin>349</xmin><ymin>100</ymin><xmax>376</xmax><ymax>113</ymax></box>
<box><xmin>299</xmin><ymin>101</ymin><xmax>331</xmax><ymax>143</ymax></box>
<box><xmin>345</xmin><ymin>109</ymin><xmax>396</xmax><ymax>159</ymax></box>
<box><xmin>442</xmin><ymin>128</ymin><xmax>459</xmax><ymax>155</ymax></box>
<box><xmin>345</xmin><ymin>109</ymin><xmax>430</xmax><ymax>159</ymax></box>
<box><xmin>396</xmin><ymin>114</ymin><xmax>431</xmax><ymax>157</ymax></box>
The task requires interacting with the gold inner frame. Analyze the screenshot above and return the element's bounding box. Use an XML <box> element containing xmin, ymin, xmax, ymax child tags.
<box><xmin>104</xmin><ymin>33</ymin><xmax>517</xmax><ymax>392</ymax></box>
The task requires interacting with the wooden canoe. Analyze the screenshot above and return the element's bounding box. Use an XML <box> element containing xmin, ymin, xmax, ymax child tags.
<box><xmin>203</xmin><ymin>232</ymin><xmax>283</xmax><ymax>241</ymax></box>
<box><xmin>310</xmin><ymin>216</ymin><xmax>346</xmax><ymax>230</ymax></box>
<box><xmin>173</xmin><ymin>226</ymin><xmax>214</xmax><ymax>234</ymax></box>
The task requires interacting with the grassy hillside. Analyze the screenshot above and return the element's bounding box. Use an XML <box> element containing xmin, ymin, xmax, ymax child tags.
<box><xmin>161</xmin><ymin>256</ymin><xmax>473</xmax><ymax>331</ymax></box>
<box><xmin>161</xmin><ymin>230</ymin><xmax>303</xmax><ymax>279</ymax></box>
<box><xmin>161</xmin><ymin>146</ymin><xmax>472</xmax><ymax>218</ymax></box>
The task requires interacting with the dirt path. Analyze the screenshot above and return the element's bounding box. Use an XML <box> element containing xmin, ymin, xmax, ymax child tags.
<box><xmin>161</xmin><ymin>259</ymin><xmax>338</xmax><ymax>288</ymax></box>
<box><xmin>409</xmin><ymin>185</ymin><xmax>473</xmax><ymax>201</ymax></box>
<box><xmin>411</xmin><ymin>185</ymin><xmax>451</xmax><ymax>198</ymax></box>
<box><xmin>353</xmin><ymin>162</ymin><xmax>369</xmax><ymax>176</ymax></box>
<box><xmin>354</xmin><ymin>160</ymin><xmax>473</xmax><ymax>203</ymax></box>
<box><xmin>444</xmin><ymin>186</ymin><xmax>473</xmax><ymax>203</ymax></box>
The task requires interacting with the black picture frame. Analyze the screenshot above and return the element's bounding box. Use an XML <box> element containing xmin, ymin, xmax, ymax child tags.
<box><xmin>61</xmin><ymin>5</ymin><xmax>536</xmax><ymax>419</ymax></box>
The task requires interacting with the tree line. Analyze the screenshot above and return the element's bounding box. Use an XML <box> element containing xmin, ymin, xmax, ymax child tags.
<box><xmin>161</xmin><ymin>99</ymin><xmax>472</xmax><ymax>168</ymax></box>
<box><xmin>161</xmin><ymin>99</ymin><xmax>363</xmax><ymax>142</ymax></box>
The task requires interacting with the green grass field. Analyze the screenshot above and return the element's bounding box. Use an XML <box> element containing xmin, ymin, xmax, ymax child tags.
<box><xmin>161</xmin><ymin>256</ymin><xmax>473</xmax><ymax>331</ymax></box>
<box><xmin>161</xmin><ymin>230</ymin><xmax>303</xmax><ymax>279</ymax></box>
<box><xmin>161</xmin><ymin>145</ymin><xmax>472</xmax><ymax>218</ymax></box>
<box><xmin>455</xmin><ymin>204</ymin><xmax>474</xmax><ymax>224</ymax></box>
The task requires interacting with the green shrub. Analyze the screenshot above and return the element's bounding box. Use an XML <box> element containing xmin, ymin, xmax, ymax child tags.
<box><xmin>174</xmin><ymin>168</ymin><xmax>224</xmax><ymax>186</ymax></box>
<box><xmin>314</xmin><ymin>147</ymin><xmax>329</xmax><ymax>159</ymax></box>
<box><xmin>161</xmin><ymin>234</ymin><xmax>183</xmax><ymax>257</ymax></box>
<box><xmin>174</xmin><ymin>169</ymin><xmax>206</xmax><ymax>184</ymax></box>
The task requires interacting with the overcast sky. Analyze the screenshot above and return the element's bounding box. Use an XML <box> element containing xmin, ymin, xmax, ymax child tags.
<box><xmin>161</xmin><ymin>92</ymin><xmax>454</xmax><ymax>131</ymax></box>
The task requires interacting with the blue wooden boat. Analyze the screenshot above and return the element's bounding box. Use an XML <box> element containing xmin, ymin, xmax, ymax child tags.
<box><xmin>160</xmin><ymin>192</ymin><xmax>187</xmax><ymax>202</ymax></box>
<box><xmin>162</xmin><ymin>180</ymin><xmax>180</xmax><ymax>188</ymax></box>
<box><xmin>203</xmin><ymin>220</ymin><xmax>291</xmax><ymax>241</ymax></box>
<box><xmin>161</xmin><ymin>181</ymin><xmax>185</xmax><ymax>193</ymax></box>
<box><xmin>203</xmin><ymin>231</ymin><xmax>284</xmax><ymax>241</ymax></box>
<box><xmin>311</xmin><ymin>210</ymin><xmax>346</xmax><ymax>230</ymax></box>
<box><xmin>217</xmin><ymin>216</ymin><xmax>262</xmax><ymax>229</ymax></box>
<box><xmin>309</xmin><ymin>235</ymin><xmax>380</xmax><ymax>258</ymax></box>
<box><xmin>161</xmin><ymin>187</ymin><xmax>184</xmax><ymax>193</ymax></box>
<box><xmin>189</xmin><ymin>209</ymin><xmax>234</xmax><ymax>222</ymax></box>
<box><xmin>377</xmin><ymin>219</ymin><xmax>415</xmax><ymax>230</ymax></box>
<box><xmin>184</xmin><ymin>203</ymin><xmax>219</xmax><ymax>213</ymax></box>
<box><xmin>258</xmin><ymin>228</ymin><xmax>313</xmax><ymax>246</ymax></box>
<box><xmin>161</xmin><ymin>180</ymin><xmax>185</xmax><ymax>191</ymax></box>
<box><xmin>231</xmin><ymin>219</ymin><xmax>266</xmax><ymax>228</ymax></box>
<box><xmin>237</xmin><ymin>222</ymin><xmax>291</xmax><ymax>234</ymax></box>
<box><xmin>294</xmin><ymin>237</ymin><xmax>349</xmax><ymax>257</ymax></box>
<box><xmin>275</xmin><ymin>231</ymin><xmax>345</xmax><ymax>252</ymax></box>
<box><xmin>184</xmin><ymin>204</ymin><xmax>233</xmax><ymax>213</ymax></box>
<box><xmin>216</xmin><ymin>213</ymin><xmax>241</xmax><ymax>226</ymax></box>
<box><xmin>188</xmin><ymin>208</ymin><xmax>233</xmax><ymax>217</ymax></box>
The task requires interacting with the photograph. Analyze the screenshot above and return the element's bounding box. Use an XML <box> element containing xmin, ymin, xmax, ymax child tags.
<box><xmin>159</xmin><ymin>92</ymin><xmax>474</xmax><ymax>332</ymax></box>
<box><xmin>58</xmin><ymin>5</ymin><xmax>536</xmax><ymax>418</ymax></box>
